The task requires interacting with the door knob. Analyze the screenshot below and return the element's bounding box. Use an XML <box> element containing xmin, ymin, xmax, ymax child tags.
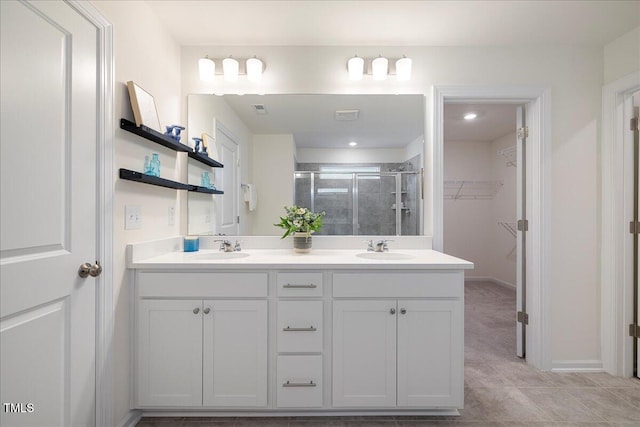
<box><xmin>78</xmin><ymin>261</ymin><xmax>102</xmax><ymax>278</ymax></box>
<box><xmin>400</xmin><ymin>308</ymin><xmax>407</xmax><ymax>315</ymax></box>
<box><xmin>203</xmin><ymin>307</ymin><xmax>211</xmax><ymax>314</ymax></box>
<box><xmin>193</xmin><ymin>307</ymin><xmax>200</xmax><ymax>314</ymax></box>
<box><xmin>390</xmin><ymin>308</ymin><xmax>396</xmax><ymax>315</ymax></box>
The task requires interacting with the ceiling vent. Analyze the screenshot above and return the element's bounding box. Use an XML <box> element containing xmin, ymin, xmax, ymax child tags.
<box><xmin>252</xmin><ymin>104</ymin><xmax>268</xmax><ymax>115</ymax></box>
<box><xmin>335</xmin><ymin>109</ymin><xmax>359</xmax><ymax>121</ymax></box>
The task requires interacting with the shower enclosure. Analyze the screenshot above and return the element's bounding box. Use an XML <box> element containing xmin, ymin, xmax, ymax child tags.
<box><xmin>293</xmin><ymin>170</ymin><xmax>421</xmax><ymax>236</ymax></box>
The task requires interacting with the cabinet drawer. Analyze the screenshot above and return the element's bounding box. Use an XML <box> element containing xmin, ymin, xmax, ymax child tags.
<box><xmin>332</xmin><ymin>272</ymin><xmax>463</xmax><ymax>298</ymax></box>
<box><xmin>277</xmin><ymin>301</ymin><xmax>323</xmax><ymax>353</ymax></box>
<box><xmin>138</xmin><ymin>272</ymin><xmax>268</xmax><ymax>298</ymax></box>
<box><xmin>277</xmin><ymin>272</ymin><xmax>323</xmax><ymax>297</ymax></box>
<box><xmin>277</xmin><ymin>355</ymin><xmax>323</xmax><ymax>408</ymax></box>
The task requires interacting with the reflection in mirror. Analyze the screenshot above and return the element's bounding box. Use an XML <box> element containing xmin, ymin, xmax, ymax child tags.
<box><xmin>187</xmin><ymin>94</ymin><xmax>425</xmax><ymax>236</ymax></box>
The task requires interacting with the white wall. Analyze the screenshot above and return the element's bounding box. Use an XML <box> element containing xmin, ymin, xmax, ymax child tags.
<box><xmin>296</xmin><ymin>147</ymin><xmax>407</xmax><ymax>163</ymax></box>
<box><xmin>444</xmin><ymin>132</ymin><xmax>517</xmax><ymax>286</ymax></box>
<box><xmin>252</xmin><ymin>134</ymin><xmax>296</xmax><ymax>235</ymax></box>
<box><xmin>91</xmin><ymin>1</ymin><xmax>182</xmax><ymax>425</ymax></box>
<box><xmin>604</xmin><ymin>26</ymin><xmax>640</xmax><ymax>85</ymax></box>
<box><xmin>180</xmin><ymin>44</ymin><xmax>602</xmax><ymax>370</ymax></box>
<box><xmin>443</xmin><ymin>140</ymin><xmax>494</xmax><ymax>278</ymax></box>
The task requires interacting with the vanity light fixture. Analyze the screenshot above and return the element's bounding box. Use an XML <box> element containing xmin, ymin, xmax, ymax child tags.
<box><xmin>198</xmin><ymin>56</ymin><xmax>215</xmax><ymax>82</ymax></box>
<box><xmin>464</xmin><ymin>113</ymin><xmax>478</xmax><ymax>120</ymax></box>
<box><xmin>348</xmin><ymin>141</ymin><xmax>358</xmax><ymax>147</ymax></box>
<box><xmin>199</xmin><ymin>55</ymin><xmax>266</xmax><ymax>83</ymax></box>
<box><xmin>372</xmin><ymin>56</ymin><xmax>389</xmax><ymax>81</ymax></box>
<box><xmin>346</xmin><ymin>55</ymin><xmax>412</xmax><ymax>81</ymax></box>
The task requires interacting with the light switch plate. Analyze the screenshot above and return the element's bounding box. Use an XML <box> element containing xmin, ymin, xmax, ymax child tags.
<box><xmin>125</xmin><ymin>205</ymin><xmax>141</xmax><ymax>230</ymax></box>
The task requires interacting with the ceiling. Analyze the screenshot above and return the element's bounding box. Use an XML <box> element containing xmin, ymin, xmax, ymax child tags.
<box><xmin>215</xmin><ymin>94</ymin><xmax>425</xmax><ymax>148</ymax></box>
<box><xmin>444</xmin><ymin>103</ymin><xmax>517</xmax><ymax>142</ymax></box>
<box><xmin>146</xmin><ymin>1</ymin><xmax>638</xmax><ymax>47</ymax></box>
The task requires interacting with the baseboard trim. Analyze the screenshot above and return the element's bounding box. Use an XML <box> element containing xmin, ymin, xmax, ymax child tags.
<box><xmin>117</xmin><ymin>410</ymin><xmax>142</xmax><ymax>427</ymax></box>
<box><xmin>551</xmin><ymin>360</ymin><xmax>604</xmax><ymax>372</ymax></box>
<box><xmin>465</xmin><ymin>276</ymin><xmax>516</xmax><ymax>290</ymax></box>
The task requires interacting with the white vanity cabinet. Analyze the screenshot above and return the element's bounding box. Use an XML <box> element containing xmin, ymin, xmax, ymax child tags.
<box><xmin>128</xmin><ymin>245</ymin><xmax>472</xmax><ymax>416</ymax></box>
<box><xmin>135</xmin><ymin>272</ymin><xmax>268</xmax><ymax>408</ymax></box>
<box><xmin>332</xmin><ymin>272</ymin><xmax>464</xmax><ymax>408</ymax></box>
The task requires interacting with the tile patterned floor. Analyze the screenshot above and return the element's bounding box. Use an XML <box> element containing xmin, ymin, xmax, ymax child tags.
<box><xmin>136</xmin><ymin>281</ymin><xmax>640</xmax><ymax>427</ymax></box>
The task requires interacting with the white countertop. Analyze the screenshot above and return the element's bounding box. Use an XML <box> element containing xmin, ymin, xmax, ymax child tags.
<box><xmin>128</xmin><ymin>248</ymin><xmax>474</xmax><ymax>270</ymax></box>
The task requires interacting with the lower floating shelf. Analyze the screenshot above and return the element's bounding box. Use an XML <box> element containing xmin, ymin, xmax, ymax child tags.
<box><xmin>191</xmin><ymin>186</ymin><xmax>224</xmax><ymax>195</ymax></box>
<box><xmin>119</xmin><ymin>169</ymin><xmax>192</xmax><ymax>190</ymax></box>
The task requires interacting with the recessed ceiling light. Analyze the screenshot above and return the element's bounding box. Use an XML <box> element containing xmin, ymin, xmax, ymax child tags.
<box><xmin>464</xmin><ymin>113</ymin><xmax>477</xmax><ymax>120</ymax></box>
<box><xmin>348</xmin><ymin>141</ymin><xmax>358</xmax><ymax>147</ymax></box>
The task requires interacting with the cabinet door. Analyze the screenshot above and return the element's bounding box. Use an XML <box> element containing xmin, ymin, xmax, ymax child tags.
<box><xmin>203</xmin><ymin>300</ymin><xmax>268</xmax><ymax>406</ymax></box>
<box><xmin>397</xmin><ymin>300</ymin><xmax>463</xmax><ymax>407</ymax></box>
<box><xmin>137</xmin><ymin>300</ymin><xmax>203</xmax><ymax>406</ymax></box>
<box><xmin>333</xmin><ymin>300</ymin><xmax>397</xmax><ymax>407</ymax></box>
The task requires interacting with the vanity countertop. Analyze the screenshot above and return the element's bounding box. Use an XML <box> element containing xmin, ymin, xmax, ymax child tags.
<box><xmin>128</xmin><ymin>248</ymin><xmax>474</xmax><ymax>270</ymax></box>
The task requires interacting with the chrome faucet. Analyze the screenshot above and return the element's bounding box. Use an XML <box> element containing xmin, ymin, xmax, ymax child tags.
<box><xmin>366</xmin><ymin>239</ymin><xmax>394</xmax><ymax>252</ymax></box>
<box><xmin>214</xmin><ymin>239</ymin><xmax>242</xmax><ymax>252</ymax></box>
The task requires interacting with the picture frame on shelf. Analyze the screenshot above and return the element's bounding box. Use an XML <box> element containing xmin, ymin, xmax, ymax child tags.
<box><xmin>126</xmin><ymin>81</ymin><xmax>161</xmax><ymax>132</ymax></box>
<box><xmin>202</xmin><ymin>132</ymin><xmax>219</xmax><ymax>161</ymax></box>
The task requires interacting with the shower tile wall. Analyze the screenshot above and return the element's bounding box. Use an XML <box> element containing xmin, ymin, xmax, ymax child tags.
<box><xmin>295</xmin><ymin>161</ymin><xmax>420</xmax><ymax>235</ymax></box>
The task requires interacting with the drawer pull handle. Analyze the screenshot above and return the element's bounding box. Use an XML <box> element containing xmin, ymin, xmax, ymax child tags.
<box><xmin>283</xmin><ymin>380</ymin><xmax>316</xmax><ymax>387</ymax></box>
<box><xmin>283</xmin><ymin>326</ymin><xmax>317</xmax><ymax>332</ymax></box>
<box><xmin>283</xmin><ymin>283</ymin><xmax>317</xmax><ymax>289</ymax></box>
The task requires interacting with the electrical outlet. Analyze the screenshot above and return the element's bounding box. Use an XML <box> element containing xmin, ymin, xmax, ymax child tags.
<box><xmin>168</xmin><ymin>206</ymin><xmax>175</xmax><ymax>226</ymax></box>
<box><xmin>125</xmin><ymin>205</ymin><xmax>141</xmax><ymax>230</ymax></box>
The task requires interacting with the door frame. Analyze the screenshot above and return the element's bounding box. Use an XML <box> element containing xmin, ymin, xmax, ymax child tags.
<box><xmin>431</xmin><ymin>85</ymin><xmax>552</xmax><ymax>370</ymax></box>
<box><xmin>216</xmin><ymin>120</ymin><xmax>240</xmax><ymax>235</ymax></box>
<box><xmin>601</xmin><ymin>71</ymin><xmax>640</xmax><ymax>377</ymax></box>
<box><xmin>66</xmin><ymin>1</ymin><xmax>114</xmax><ymax>426</ymax></box>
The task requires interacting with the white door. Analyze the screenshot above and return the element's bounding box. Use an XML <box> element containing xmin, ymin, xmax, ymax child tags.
<box><xmin>516</xmin><ymin>105</ymin><xmax>527</xmax><ymax>358</ymax></box>
<box><xmin>203</xmin><ymin>300</ymin><xmax>267</xmax><ymax>406</ymax></box>
<box><xmin>216</xmin><ymin>124</ymin><xmax>239</xmax><ymax>235</ymax></box>
<box><xmin>1</xmin><ymin>1</ymin><xmax>99</xmax><ymax>426</ymax></box>
<box><xmin>397</xmin><ymin>300</ymin><xmax>463</xmax><ymax>407</ymax></box>
<box><xmin>332</xmin><ymin>300</ymin><xmax>397</xmax><ymax>407</ymax></box>
<box><xmin>137</xmin><ymin>300</ymin><xmax>203</xmax><ymax>407</ymax></box>
<box><xmin>633</xmin><ymin>92</ymin><xmax>640</xmax><ymax>375</ymax></box>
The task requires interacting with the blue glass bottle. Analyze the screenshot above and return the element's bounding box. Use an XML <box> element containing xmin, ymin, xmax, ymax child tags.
<box><xmin>149</xmin><ymin>153</ymin><xmax>160</xmax><ymax>177</ymax></box>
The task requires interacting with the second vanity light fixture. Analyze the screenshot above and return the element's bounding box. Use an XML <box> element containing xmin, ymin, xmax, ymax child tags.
<box><xmin>348</xmin><ymin>55</ymin><xmax>412</xmax><ymax>81</ymax></box>
<box><xmin>199</xmin><ymin>55</ymin><xmax>265</xmax><ymax>83</ymax></box>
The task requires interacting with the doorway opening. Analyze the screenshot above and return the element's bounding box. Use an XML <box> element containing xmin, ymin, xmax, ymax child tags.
<box><xmin>432</xmin><ymin>85</ymin><xmax>552</xmax><ymax>371</ymax></box>
<box><xmin>442</xmin><ymin>102</ymin><xmax>524</xmax><ymax>364</ymax></box>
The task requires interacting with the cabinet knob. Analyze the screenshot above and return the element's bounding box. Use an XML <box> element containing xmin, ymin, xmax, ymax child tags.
<box><xmin>400</xmin><ymin>308</ymin><xmax>407</xmax><ymax>315</ymax></box>
<box><xmin>203</xmin><ymin>307</ymin><xmax>211</xmax><ymax>314</ymax></box>
<box><xmin>390</xmin><ymin>308</ymin><xmax>396</xmax><ymax>315</ymax></box>
<box><xmin>193</xmin><ymin>307</ymin><xmax>200</xmax><ymax>314</ymax></box>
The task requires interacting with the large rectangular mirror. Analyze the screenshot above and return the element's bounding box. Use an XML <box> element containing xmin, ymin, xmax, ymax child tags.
<box><xmin>187</xmin><ymin>94</ymin><xmax>425</xmax><ymax>236</ymax></box>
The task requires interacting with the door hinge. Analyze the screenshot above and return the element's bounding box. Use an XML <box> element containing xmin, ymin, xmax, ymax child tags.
<box><xmin>630</xmin><ymin>324</ymin><xmax>640</xmax><ymax>338</ymax></box>
<box><xmin>631</xmin><ymin>117</ymin><xmax>639</xmax><ymax>131</ymax></box>
<box><xmin>630</xmin><ymin>221</ymin><xmax>640</xmax><ymax>234</ymax></box>
<box><xmin>517</xmin><ymin>126</ymin><xmax>529</xmax><ymax>140</ymax></box>
<box><xmin>517</xmin><ymin>311</ymin><xmax>529</xmax><ymax>325</ymax></box>
<box><xmin>517</xmin><ymin>219</ymin><xmax>529</xmax><ymax>231</ymax></box>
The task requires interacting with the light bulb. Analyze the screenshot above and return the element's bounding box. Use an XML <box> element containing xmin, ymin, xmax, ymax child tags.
<box><xmin>198</xmin><ymin>56</ymin><xmax>215</xmax><ymax>82</ymax></box>
<box><xmin>395</xmin><ymin>56</ymin><xmax>412</xmax><ymax>81</ymax></box>
<box><xmin>223</xmin><ymin>57</ymin><xmax>239</xmax><ymax>82</ymax></box>
<box><xmin>348</xmin><ymin>56</ymin><xmax>364</xmax><ymax>81</ymax></box>
<box><xmin>372</xmin><ymin>56</ymin><xmax>388</xmax><ymax>81</ymax></box>
<box><xmin>246</xmin><ymin>57</ymin><xmax>263</xmax><ymax>83</ymax></box>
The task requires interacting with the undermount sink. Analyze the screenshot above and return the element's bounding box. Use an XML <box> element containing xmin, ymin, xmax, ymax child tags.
<box><xmin>192</xmin><ymin>252</ymin><xmax>250</xmax><ymax>260</ymax></box>
<box><xmin>356</xmin><ymin>252</ymin><xmax>415</xmax><ymax>260</ymax></box>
